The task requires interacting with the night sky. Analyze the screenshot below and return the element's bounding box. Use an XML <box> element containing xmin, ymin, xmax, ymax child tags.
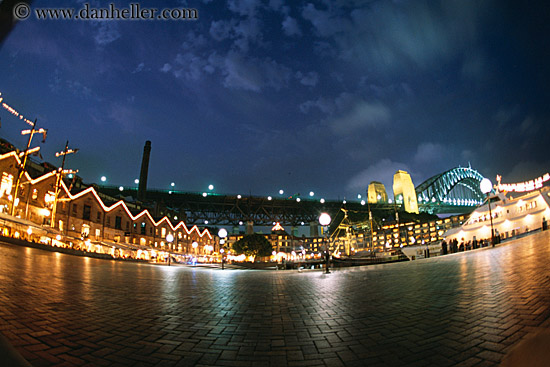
<box><xmin>0</xmin><ymin>0</ymin><xmax>549</xmax><ymax>201</ymax></box>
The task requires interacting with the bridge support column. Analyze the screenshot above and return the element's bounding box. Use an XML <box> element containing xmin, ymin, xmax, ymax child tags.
<box><xmin>309</xmin><ymin>222</ymin><xmax>319</xmax><ymax>237</ymax></box>
<box><xmin>246</xmin><ymin>221</ymin><xmax>254</xmax><ymax>235</ymax></box>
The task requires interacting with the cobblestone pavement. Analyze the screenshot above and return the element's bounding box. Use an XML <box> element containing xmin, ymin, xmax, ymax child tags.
<box><xmin>1</xmin><ymin>231</ymin><xmax>550</xmax><ymax>367</ymax></box>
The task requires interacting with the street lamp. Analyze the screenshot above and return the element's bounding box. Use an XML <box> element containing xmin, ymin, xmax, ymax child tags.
<box><xmin>51</xmin><ymin>141</ymin><xmax>78</xmax><ymax>229</ymax></box>
<box><xmin>319</xmin><ymin>212</ymin><xmax>331</xmax><ymax>274</ymax></box>
<box><xmin>166</xmin><ymin>233</ymin><xmax>174</xmax><ymax>265</ymax></box>
<box><xmin>480</xmin><ymin>178</ymin><xmax>495</xmax><ymax>246</ymax></box>
<box><xmin>218</xmin><ymin>228</ymin><xmax>228</xmax><ymax>269</ymax></box>
<box><xmin>11</xmin><ymin>119</ymin><xmax>46</xmax><ymax>216</ymax></box>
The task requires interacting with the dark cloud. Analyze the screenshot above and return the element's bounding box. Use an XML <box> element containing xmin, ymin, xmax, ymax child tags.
<box><xmin>282</xmin><ymin>16</ymin><xmax>301</xmax><ymax>37</ymax></box>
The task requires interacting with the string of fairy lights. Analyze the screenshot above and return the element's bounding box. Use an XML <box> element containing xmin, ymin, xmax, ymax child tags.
<box><xmin>0</xmin><ymin>91</ymin><xmax>35</xmax><ymax>126</ymax></box>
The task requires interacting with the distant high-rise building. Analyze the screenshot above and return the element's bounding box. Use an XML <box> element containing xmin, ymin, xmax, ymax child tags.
<box><xmin>393</xmin><ymin>170</ymin><xmax>419</xmax><ymax>214</ymax></box>
<box><xmin>367</xmin><ymin>181</ymin><xmax>388</xmax><ymax>204</ymax></box>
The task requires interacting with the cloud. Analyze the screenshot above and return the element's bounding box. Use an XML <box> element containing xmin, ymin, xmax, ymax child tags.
<box><xmin>108</xmin><ymin>103</ymin><xmax>139</xmax><ymax>132</ymax></box>
<box><xmin>268</xmin><ymin>0</ymin><xmax>284</xmax><ymax>12</ymax></box>
<box><xmin>228</xmin><ymin>0</ymin><xmax>262</xmax><ymax>17</ymax></box>
<box><xmin>329</xmin><ymin>100</ymin><xmax>390</xmax><ymax>135</ymax></box>
<box><xmin>182</xmin><ymin>31</ymin><xmax>208</xmax><ymax>49</ymax></box>
<box><xmin>94</xmin><ymin>22</ymin><xmax>121</xmax><ymax>46</ymax></box>
<box><xmin>211</xmin><ymin>51</ymin><xmax>291</xmax><ymax>92</ymax></box>
<box><xmin>493</xmin><ymin>105</ymin><xmax>520</xmax><ymax>125</ymax></box>
<box><xmin>413</xmin><ymin>142</ymin><xmax>445</xmax><ymax>165</ymax></box>
<box><xmin>49</xmin><ymin>70</ymin><xmax>99</xmax><ymax>101</ymax></box>
<box><xmin>347</xmin><ymin>158</ymin><xmax>410</xmax><ymax>195</ymax></box>
<box><xmin>519</xmin><ymin>116</ymin><xmax>539</xmax><ymax>135</ymax></box>
<box><xmin>300</xmin><ymin>92</ymin><xmax>390</xmax><ymax>135</ymax></box>
<box><xmin>65</xmin><ymin>80</ymin><xmax>94</xmax><ymax>100</ymax></box>
<box><xmin>232</xmin><ymin>17</ymin><xmax>263</xmax><ymax>52</ymax></box>
<box><xmin>172</xmin><ymin>52</ymin><xmax>209</xmax><ymax>81</ymax></box>
<box><xmin>160</xmin><ymin>63</ymin><xmax>172</xmax><ymax>73</ymax></box>
<box><xmin>296</xmin><ymin>71</ymin><xmax>318</xmax><ymax>86</ymax></box>
<box><xmin>282</xmin><ymin>16</ymin><xmax>301</xmax><ymax>36</ymax></box>
<box><xmin>210</xmin><ymin>20</ymin><xmax>235</xmax><ymax>41</ymax></box>
<box><xmin>299</xmin><ymin>97</ymin><xmax>334</xmax><ymax>114</ymax></box>
<box><xmin>365</xmin><ymin>82</ymin><xmax>414</xmax><ymax>98</ymax></box>
<box><xmin>132</xmin><ymin>62</ymin><xmax>145</xmax><ymax>73</ymax></box>
<box><xmin>209</xmin><ymin>17</ymin><xmax>262</xmax><ymax>53</ymax></box>
<box><xmin>301</xmin><ymin>3</ymin><xmax>352</xmax><ymax>37</ymax></box>
<box><xmin>302</xmin><ymin>1</ymin><xmax>490</xmax><ymax>74</ymax></box>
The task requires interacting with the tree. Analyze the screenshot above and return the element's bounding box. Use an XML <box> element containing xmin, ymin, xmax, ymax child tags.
<box><xmin>232</xmin><ymin>233</ymin><xmax>273</xmax><ymax>260</ymax></box>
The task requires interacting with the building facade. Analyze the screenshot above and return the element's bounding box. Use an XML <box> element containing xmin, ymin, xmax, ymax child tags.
<box><xmin>0</xmin><ymin>151</ymin><xmax>214</xmax><ymax>258</ymax></box>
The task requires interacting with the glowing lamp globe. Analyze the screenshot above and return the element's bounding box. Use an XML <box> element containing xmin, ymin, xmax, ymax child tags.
<box><xmin>480</xmin><ymin>178</ymin><xmax>492</xmax><ymax>194</ymax></box>
<box><xmin>192</xmin><ymin>241</ymin><xmax>198</xmax><ymax>248</ymax></box>
<box><xmin>319</xmin><ymin>213</ymin><xmax>331</xmax><ymax>226</ymax></box>
<box><xmin>218</xmin><ymin>228</ymin><xmax>228</xmax><ymax>238</ymax></box>
<box><xmin>166</xmin><ymin>234</ymin><xmax>174</xmax><ymax>243</ymax></box>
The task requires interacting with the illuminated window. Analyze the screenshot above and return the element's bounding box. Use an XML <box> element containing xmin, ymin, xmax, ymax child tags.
<box><xmin>161</xmin><ymin>227</ymin><xmax>166</xmax><ymax>237</ymax></box>
<box><xmin>0</xmin><ymin>173</ymin><xmax>13</xmax><ymax>198</ymax></box>
<box><xmin>81</xmin><ymin>224</ymin><xmax>90</xmax><ymax>237</ymax></box>
<box><xmin>44</xmin><ymin>191</ymin><xmax>54</xmax><ymax>208</ymax></box>
<box><xmin>32</xmin><ymin>189</ymin><xmax>38</xmax><ymax>200</ymax></box>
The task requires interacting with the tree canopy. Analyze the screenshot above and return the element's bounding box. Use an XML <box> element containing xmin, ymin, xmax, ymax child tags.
<box><xmin>232</xmin><ymin>234</ymin><xmax>273</xmax><ymax>259</ymax></box>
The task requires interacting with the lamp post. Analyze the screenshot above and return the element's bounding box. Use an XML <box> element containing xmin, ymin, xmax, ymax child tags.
<box><xmin>218</xmin><ymin>228</ymin><xmax>228</xmax><ymax>270</ymax></box>
<box><xmin>480</xmin><ymin>178</ymin><xmax>495</xmax><ymax>246</ymax></box>
<box><xmin>51</xmin><ymin>141</ymin><xmax>78</xmax><ymax>229</ymax></box>
<box><xmin>11</xmin><ymin>120</ymin><xmax>47</xmax><ymax>216</ymax></box>
<box><xmin>319</xmin><ymin>212</ymin><xmax>331</xmax><ymax>274</ymax></box>
<box><xmin>166</xmin><ymin>233</ymin><xmax>174</xmax><ymax>265</ymax></box>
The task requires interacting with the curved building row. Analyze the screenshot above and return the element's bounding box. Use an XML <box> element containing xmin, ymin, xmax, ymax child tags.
<box><xmin>0</xmin><ymin>151</ymin><xmax>214</xmax><ymax>258</ymax></box>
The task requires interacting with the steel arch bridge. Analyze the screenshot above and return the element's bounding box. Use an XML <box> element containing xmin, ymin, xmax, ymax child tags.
<box><xmin>415</xmin><ymin>166</ymin><xmax>486</xmax><ymax>213</ymax></box>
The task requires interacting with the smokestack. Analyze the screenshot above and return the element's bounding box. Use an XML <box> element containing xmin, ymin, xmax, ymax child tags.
<box><xmin>138</xmin><ymin>141</ymin><xmax>151</xmax><ymax>201</ymax></box>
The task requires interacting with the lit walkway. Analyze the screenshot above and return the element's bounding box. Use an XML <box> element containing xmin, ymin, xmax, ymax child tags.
<box><xmin>1</xmin><ymin>232</ymin><xmax>550</xmax><ymax>366</ymax></box>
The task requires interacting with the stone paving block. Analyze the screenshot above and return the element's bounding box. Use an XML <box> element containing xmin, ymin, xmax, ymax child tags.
<box><xmin>476</xmin><ymin>349</ymin><xmax>505</xmax><ymax>363</ymax></box>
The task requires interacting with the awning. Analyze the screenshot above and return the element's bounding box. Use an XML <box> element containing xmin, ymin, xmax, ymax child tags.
<box><xmin>0</xmin><ymin>212</ymin><xmax>49</xmax><ymax>235</ymax></box>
